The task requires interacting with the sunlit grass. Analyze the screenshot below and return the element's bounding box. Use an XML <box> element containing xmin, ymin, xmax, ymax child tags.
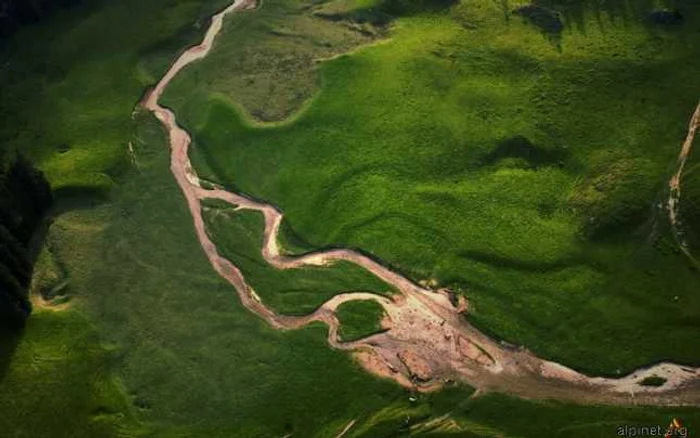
<box><xmin>167</xmin><ymin>0</ymin><xmax>700</xmax><ymax>374</ymax></box>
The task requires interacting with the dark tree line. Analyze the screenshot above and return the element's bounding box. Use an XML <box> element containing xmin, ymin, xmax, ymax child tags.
<box><xmin>0</xmin><ymin>0</ymin><xmax>82</xmax><ymax>38</ymax></box>
<box><xmin>0</xmin><ymin>153</ymin><xmax>52</xmax><ymax>329</ymax></box>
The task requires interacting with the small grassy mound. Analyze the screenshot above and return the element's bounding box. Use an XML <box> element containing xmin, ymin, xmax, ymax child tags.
<box><xmin>336</xmin><ymin>299</ymin><xmax>386</xmax><ymax>341</ymax></box>
<box><xmin>639</xmin><ymin>375</ymin><xmax>667</xmax><ymax>387</ymax></box>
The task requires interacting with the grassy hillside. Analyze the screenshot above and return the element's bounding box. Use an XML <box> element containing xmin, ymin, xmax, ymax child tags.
<box><xmin>159</xmin><ymin>0</ymin><xmax>388</xmax><ymax>123</ymax></box>
<box><xmin>0</xmin><ymin>1</ymin><xmax>236</xmax><ymax>436</ymax></box>
<box><xmin>8</xmin><ymin>110</ymin><xmax>697</xmax><ymax>438</ymax></box>
<box><xmin>0</xmin><ymin>0</ymin><xmax>233</xmax><ymax>193</ymax></box>
<box><xmin>164</xmin><ymin>0</ymin><xmax>700</xmax><ymax>375</ymax></box>
<box><xmin>22</xmin><ymin>113</ymin><xmax>416</xmax><ymax>436</ymax></box>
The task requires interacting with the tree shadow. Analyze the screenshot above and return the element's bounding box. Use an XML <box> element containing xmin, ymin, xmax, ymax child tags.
<box><xmin>533</xmin><ymin>0</ymin><xmax>652</xmax><ymax>33</ymax></box>
<box><xmin>500</xmin><ymin>0</ymin><xmax>692</xmax><ymax>50</ymax></box>
<box><xmin>0</xmin><ymin>152</ymin><xmax>55</xmax><ymax>368</ymax></box>
<box><xmin>479</xmin><ymin>136</ymin><xmax>569</xmax><ymax>170</ymax></box>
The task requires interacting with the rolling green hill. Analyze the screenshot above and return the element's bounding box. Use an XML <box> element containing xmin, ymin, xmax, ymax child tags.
<box><xmin>164</xmin><ymin>0</ymin><xmax>700</xmax><ymax>375</ymax></box>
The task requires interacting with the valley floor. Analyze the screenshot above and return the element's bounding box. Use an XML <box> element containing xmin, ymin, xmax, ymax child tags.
<box><xmin>2</xmin><ymin>0</ymin><xmax>700</xmax><ymax>436</ymax></box>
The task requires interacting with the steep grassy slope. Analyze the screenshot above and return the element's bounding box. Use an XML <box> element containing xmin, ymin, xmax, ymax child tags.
<box><xmin>164</xmin><ymin>0</ymin><xmax>700</xmax><ymax>375</ymax></box>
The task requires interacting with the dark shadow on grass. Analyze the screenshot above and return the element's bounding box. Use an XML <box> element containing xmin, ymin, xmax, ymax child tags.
<box><xmin>379</xmin><ymin>0</ymin><xmax>458</xmax><ymax>17</ymax></box>
<box><xmin>504</xmin><ymin>1</ymin><xmax>693</xmax><ymax>49</ymax></box>
<box><xmin>513</xmin><ymin>4</ymin><xmax>563</xmax><ymax>45</ymax></box>
<box><xmin>457</xmin><ymin>249</ymin><xmax>580</xmax><ymax>273</ymax></box>
<box><xmin>478</xmin><ymin>136</ymin><xmax>569</xmax><ymax>170</ymax></box>
<box><xmin>314</xmin><ymin>0</ymin><xmax>458</xmax><ymax>26</ymax></box>
<box><xmin>313</xmin><ymin>6</ymin><xmax>394</xmax><ymax>27</ymax></box>
<box><xmin>279</xmin><ymin>219</ymin><xmax>315</xmax><ymax>253</ymax></box>
<box><xmin>51</xmin><ymin>185</ymin><xmax>110</xmax><ymax>205</ymax></box>
<box><xmin>533</xmin><ymin>0</ymin><xmax>646</xmax><ymax>32</ymax></box>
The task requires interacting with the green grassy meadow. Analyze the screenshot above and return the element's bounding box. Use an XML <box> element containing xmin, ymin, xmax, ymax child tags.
<box><xmin>3</xmin><ymin>113</ymin><xmax>415</xmax><ymax>437</ymax></box>
<box><xmin>2</xmin><ymin>110</ymin><xmax>697</xmax><ymax>437</ymax></box>
<box><xmin>2</xmin><ymin>0</ymin><xmax>700</xmax><ymax>436</ymax></box>
<box><xmin>202</xmin><ymin>204</ymin><xmax>395</xmax><ymax>315</ymax></box>
<box><xmin>0</xmin><ymin>310</ymin><xmax>143</xmax><ymax>438</ymax></box>
<box><xmin>164</xmin><ymin>0</ymin><xmax>700</xmax><ymax>375</ymax></box>
<box><xmin>336</xmin><ymin>299</ymin><xmax>387</xmax><ymax>341</ymax></box>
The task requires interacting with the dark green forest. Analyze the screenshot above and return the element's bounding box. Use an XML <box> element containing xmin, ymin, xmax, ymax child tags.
<box><xmin>0</xmin><ymin>154</ymin><xmax>52</xmax><ymax>328</ymax></box>
<box><xmin>0</xmin><ymin>0</ymin><xmax>82</xmax><ymax>37</ymax></box>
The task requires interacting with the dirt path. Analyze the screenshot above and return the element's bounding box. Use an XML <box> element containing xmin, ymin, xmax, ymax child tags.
<box><xmin>668</xmin><ymin>102</ymin><xmax>700</xmax><ymax>262</ymax></box>
<box><xmin>334</xmin><ymin>419</ymin><xmax>357</xmax><ymax>438</ymax></box>
<box><xmin>141</xmin><ymin>0</ymin><xmax>700</xmax><ymax>407</ymax></box>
